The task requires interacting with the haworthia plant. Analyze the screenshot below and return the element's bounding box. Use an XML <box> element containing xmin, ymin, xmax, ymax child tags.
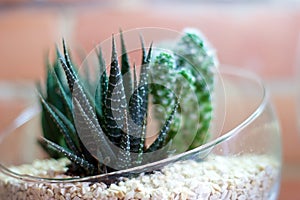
<box><xmin>38</xmin><ymin>33</ymin><xmax>178</xmax><ymax>176</ymax></box>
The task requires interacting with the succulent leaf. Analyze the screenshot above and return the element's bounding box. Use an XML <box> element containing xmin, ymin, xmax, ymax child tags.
<box><xmin>95</xmin><ymin>47</ymin><xmax>108</xmax><ymax>125</ymax></box>
<box><xmin>39</xmin><ymin>137</ymin><xmax>96</xmax><ymax>173</ymax></box>
<box><xmin>40</xmin><ymin>66</ymin><xmax>67</xmax><ymax>156</ymax></box>
<box><xmin>53</xmin><ymin>48</ymin><xmax>67</xmax><ymax>87</ymax></box>
<box><xmin>40</xmin><ymin>111</ymin><xmax>64</xmax><ymax>158</ymax></box>
<box><xmin>73</xmin><ymin>97</ymin><xmax>116</xmax><ymax>166</ymax></box>
<box><xmin>52</xmin><ymin>106</ymin><xmax>99</xmax><ymax>167</ymax></box>
<box><xmin>133</xmin><ymin>64</ymin><xmax>138</xmax><ymax>89</ymax></box>
<box><xmin>59</xmin><ymin>57</ymin><xmax>76</xmax><ymax>93</ymax></box>
<box><xmin>138</xmin><ymin>43</ymin><xmax>152</xmax><ymax>130</ymax></box>
<box><xmin>62</xmin><ymin>39</ymin><xmax>78</xmax><ymax>78</ymax></box>
<box><xmin>104</xmin><ymin>36</ymin><xmax>128</xmax><ymax>145</ymax></box>
<box><xmin>39</xmin><ymin>94</ymin><xmax>81</xmax><ymax>156</ymax></box>
<box><xmin>120</xmin><ymin>30</ymin><xmax>133</xmax><ymax>104</ymax></box>
<box><xmin>147</xmin><ymin>96</ymin><xmax>179</xmax><ymax>152</ymax></box>
<box><xmin>136</xmin><ymin>118</ymin><xmax>147</xmax><ymax>164</ymax></box>
<box><xmin>117</xmin><ymin>111</ymin><xmax>132</xmax><ymax>169</ymax></box>
<box><xmin>140</xmin><ymin>35</ymin><xmax>147</xmax><ymax>63</ymax></box>
<box><xmin>52</xmin><ymin>68</ymin><xmax>73</xmax><ymax>121</ymax></box>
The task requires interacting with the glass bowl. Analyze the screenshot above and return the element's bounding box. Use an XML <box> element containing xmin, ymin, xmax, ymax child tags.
<box><xmin>0</xmin><ymin>66</ymin><xmax>282</xmax><ymax>200</ymax></box>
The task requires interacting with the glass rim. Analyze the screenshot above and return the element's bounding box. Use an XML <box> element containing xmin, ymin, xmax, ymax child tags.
<box><xmin>0</xmin><ymin>65</ymin><xmax>268</xmax><ymax>183</ymax></box>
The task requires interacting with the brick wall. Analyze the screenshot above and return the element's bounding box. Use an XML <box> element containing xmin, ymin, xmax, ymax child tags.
<box><xmin>0</xmin><ymin>2</ymin><xmax>299</xmax><ymax>199</ymax></box>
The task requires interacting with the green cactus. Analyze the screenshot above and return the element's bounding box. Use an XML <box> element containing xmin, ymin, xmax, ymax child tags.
<box><xmin>150</xmin><ymin>29</ymin><xmax>218</xmax><ymax>152</ymax></box>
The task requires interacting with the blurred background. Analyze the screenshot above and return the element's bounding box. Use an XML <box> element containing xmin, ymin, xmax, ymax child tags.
<box><xmin>0</xmin><ymin>0</ymin><xmax>299</xmax><ymax>199</ymax></box>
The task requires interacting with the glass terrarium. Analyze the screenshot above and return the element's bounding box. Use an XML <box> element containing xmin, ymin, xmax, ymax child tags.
<box><xmin>0</xmin><ymin>27</ymin><xmax>281</xmax><ymax>199</ymax></box>
<box><xmin>0</xmin><ymin>65</ymin><xmax>281</xmax><ymax>199</ymax></box>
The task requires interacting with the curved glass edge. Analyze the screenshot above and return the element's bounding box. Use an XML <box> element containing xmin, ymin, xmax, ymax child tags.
<box><xmin>214</xmin><ymin>65</ymin><xmax>268</xmax><ymax>144</ymax></box>
<box><xmin>0</xmin><ymin>66</ymin><xmax>274</xmax><ymax>183</ymax></box>
<box><xmin>0</xmin><ymin>105</ymin><xmax>40</xmax><ymax>143</ymax></box>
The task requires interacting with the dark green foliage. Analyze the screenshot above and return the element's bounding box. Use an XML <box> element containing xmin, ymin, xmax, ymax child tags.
<box><xmin>39</xmin><ymin>34</ymin><xmax>179</xmax><ymax>176</ymax></box>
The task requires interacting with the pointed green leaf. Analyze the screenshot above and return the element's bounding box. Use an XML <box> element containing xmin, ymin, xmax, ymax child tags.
<box><xmin>39</xmin><ymin>137</ymin><xmax>96</xmax><ymax>173</ymax></box>
<box><xmin>95</xmin><ymin>47</ymin><xmax>108</xmax><ymax>121</ymax></box>
<box><xmin>120</xmin><ymin>30</ymin><xmax>133</xmax><ymax>103</ymax></box>
<box><xmin>39</xmin><ymin>94</ymin><xmax>81</xmax><ymax>156</ymax></box>
<box><xmin>53</xmin><ymin>103</ymin><xmax>100</xmax><ymax>166</ymax></box>
<box><xmin>133</xmin><ymin>63</ymin><xmax>138</xmax><ymax>90</ymax></box>
<box><xmin>53</xmin><ymin>47</ymin><xmax>68</xmax><ymax>89</ymax></box>
<box><xmin>136</xmin><ymin>117</ymin><xmax>146</xmax><ymax>164</ymax></box>
<box><xmin>46</xmin><ymin>61</ymin><xmax>63</xmax><ymax>109</ymax></box>
<box><xmin>147</xmin><ymin>97</ymin><xmax>179</xmax><ymax>152</ymax></box>
<box><xmin>62</xmin><ymin>39</ymin><xmax>77</xmax><ymax>77</ymax></box>
<box><xmin>140</xmin><ymin>35</ymin><xmax>146</xmax><ymax>64</ymax></box>
<box><xmin>59</xmin><ymin>57</ymin><xmax>76</xmax><ymax>92</ymax></box>
<box><xmin>73</xmin><ymin>98</ymin><xmax>116</xmax><ymax>165</ymax></box>
<box><xmin>137</xmin><ymin>44</ymin><xmax>152</xmax><ymax>137</ymax></box>
<box><xmin>117</xmin><ymin>111</ymin><xmax>131</xmax><ymax>169</ymax></box>
<box><xmin>52</xmin><ymin>69</ymin><xmax>73</xmax><ymax>121</ymax></box>
<box><xmin>105</xmin><ymin>36</ymin><xmax>128</xmax><ymax>145</ymax></box>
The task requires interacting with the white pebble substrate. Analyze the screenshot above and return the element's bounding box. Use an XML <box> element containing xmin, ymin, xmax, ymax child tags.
<box><xmin>0</xmin><ymin>155</ymin><xmax>280</xmax><ymax>200</ymax></box>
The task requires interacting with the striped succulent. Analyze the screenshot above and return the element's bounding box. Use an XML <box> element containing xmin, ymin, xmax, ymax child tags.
<box><xmin>38</xmin><ymin>34</ymin><xmax>179</xmax><ymax>176</ymax></box>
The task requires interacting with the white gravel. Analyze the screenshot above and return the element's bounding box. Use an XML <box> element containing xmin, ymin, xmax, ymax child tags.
<box><xmin>0</xmin><ymin>155</ymin><xmax>280</xmax><ymax>200</ymax></box>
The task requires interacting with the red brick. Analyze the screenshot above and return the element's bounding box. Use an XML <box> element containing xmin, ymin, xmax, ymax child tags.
<box><xmin>74</xmin><ymin>5</ymin><xmax>299</xmax><ymax>79</ymax></box>
<box><xmin>279</xmin><ymin>179</ymin><xmax>300</xmax><ymax>200</ymax></box>
<box><xmin>0</xmin><ymin>8</ymin><xmax>61</xmax><ymax>81</ymax></box>
<box><xmin>271</xmin><ymin>91</ymin><xmax>300</xmax><ymax>163</ymax></box>
<box><xmin>0</xmin><ymin>0</ymin><xmax>30</xmax><ymax>5</ymax></box>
